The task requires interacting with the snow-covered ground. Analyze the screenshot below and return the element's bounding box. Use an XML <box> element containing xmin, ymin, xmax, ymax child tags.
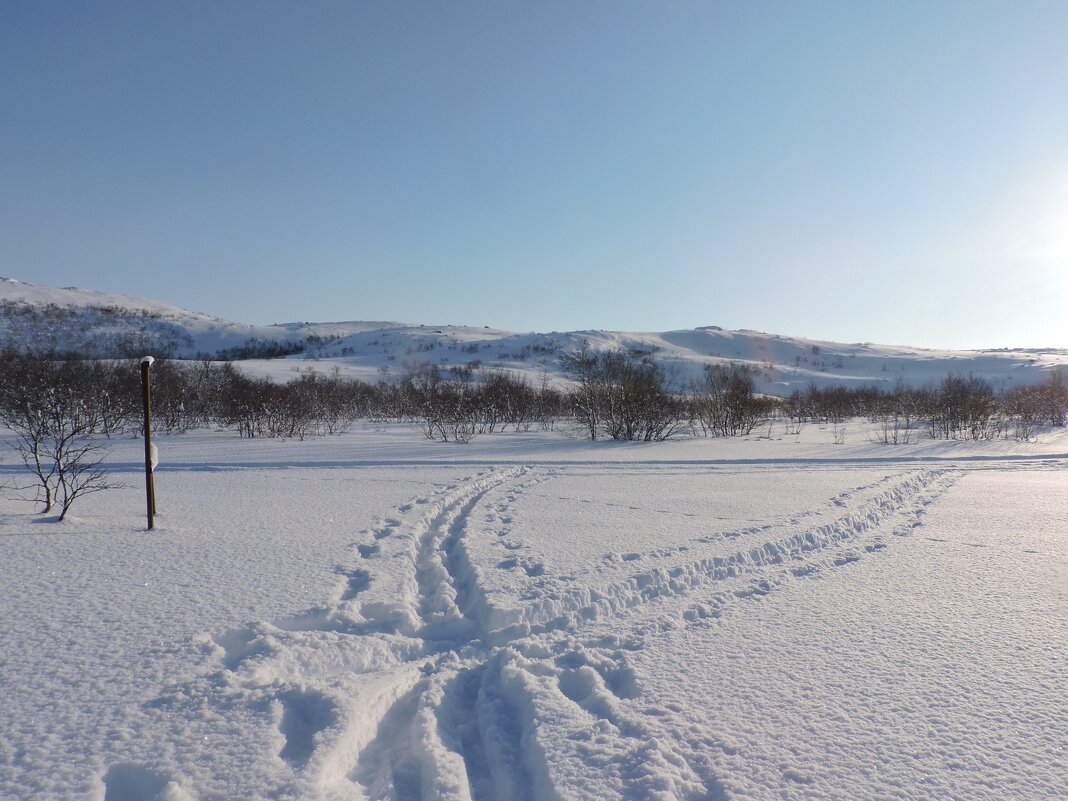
<box><xmin>1</xmin><ymin>423</ymin><xmax>1065</xmax><ymax>800</ymax></box>
<box><xmin>4</xmin><ymin>277</ymin><xmax>1067</xmax><ymax>393</ymax></box>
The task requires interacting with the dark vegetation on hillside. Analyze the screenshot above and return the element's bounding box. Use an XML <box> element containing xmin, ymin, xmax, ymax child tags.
<box><xmin>0</xmin><ymin>299</ymin><xmax>342</xmax><ymax>361</ymax></box>
<box><xmin>1</xmin><ymin>299</ymin><xmax>196</xmax><ymax>357</ymax></box>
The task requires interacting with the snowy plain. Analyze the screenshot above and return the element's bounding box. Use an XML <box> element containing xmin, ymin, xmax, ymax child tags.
<box><xmin>1</xmin><ymin>422</ymin><xmax>1065</xmax><ymax>801</ymax></box>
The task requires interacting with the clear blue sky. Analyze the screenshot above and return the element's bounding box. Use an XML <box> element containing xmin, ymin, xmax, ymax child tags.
<box><xmin>2</xmin><ymin>1</ymin><xmax>1067</xmax><ymax>348</ymax></box>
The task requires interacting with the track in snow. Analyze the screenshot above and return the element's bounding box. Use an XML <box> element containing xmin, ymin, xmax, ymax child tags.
<box><xmin>157</xmin><ymin>464</ymin><xmax>959</xmax><ymax>800</ymax></box>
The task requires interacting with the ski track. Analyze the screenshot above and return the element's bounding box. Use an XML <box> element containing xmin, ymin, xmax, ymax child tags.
<box><xmin>150</xmin><ymin>463</ymin><xmax>967</xmax><ymax>800</ymax></box>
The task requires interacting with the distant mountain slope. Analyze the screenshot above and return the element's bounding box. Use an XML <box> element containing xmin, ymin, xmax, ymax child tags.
<box><xmin>0</xmin><ymin>277</ymin><xmax>399</xmax><ymax>359</ymax></box>
<box><xmin>2</xmin><ymin>277</ymin><xmax>1065</xmax><ymax>394</ymax></box>
<box><xmin>1</xmin><ymin>276</ymin><xmax>262</xmax><ymax>357</ymax></box>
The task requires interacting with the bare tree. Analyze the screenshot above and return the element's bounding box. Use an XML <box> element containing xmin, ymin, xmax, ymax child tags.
<box><xmin>927</xmin><ymin>373</ymin><xmax>1000</xmax><ymax>440</ymax></box>
<box><xmin>692</xmin><ymin>363</ymin><xmax>762</xmax><ymax>436</ymax></box>
<box><xmin>561</xmin><ymin>345</ymin><xmax>685</xmax><ymax>441</ymax></box>
<box><xmin>52</xmin><ymin>429</ymin><xmax>123</xmax><ymax>520</ymax></box>
<box><xmin>0</xmin><ymin>353</ymin><xmax>124</xmax><ymax>519</ymax></box>
<box><xmin>560</xmin><ymin>342</ymin><xmax>603</xmax><ymax>440</ymax></box>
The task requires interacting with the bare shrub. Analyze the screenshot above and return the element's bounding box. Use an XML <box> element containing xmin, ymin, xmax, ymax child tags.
<box><xmin>562</xmin><ymin>345</ymin><xmax>685</xmax><ymax>441</ymax></box>
<box><xmin>0</xmin><ymin>352</ymin><xmax>124</xmax><ymax>519</ymax></box>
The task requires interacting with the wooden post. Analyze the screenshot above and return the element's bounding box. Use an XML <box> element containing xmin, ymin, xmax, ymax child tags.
<box><xmin>140</xmin><ymin>356</ymin><xmax>156</xmax><ymax>529</ymax></box>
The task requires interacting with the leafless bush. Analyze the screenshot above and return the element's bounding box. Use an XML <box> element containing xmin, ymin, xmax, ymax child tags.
<box><xmin>832</xmin><ymin>420</ymin><xmax>847</xmax><ymax>445</ymax></box>
<box><xmin>927</xmin><ymin>374</ymin><xmax>1001</xmax><ymax>440</ymax></box>
<box><xmin>0</xmin><ymin>352</ymin><xmax>124</xmax><ymax>519</ymax></box>
<box><xmin>561</xmin><ymin>344</ymin><xmax>686</xmax><ymax>441</ymax></box>
<box><xmin>691</xmin><ymin>363</ymin><xmax>763</xmax><ymax>436</ymax></box>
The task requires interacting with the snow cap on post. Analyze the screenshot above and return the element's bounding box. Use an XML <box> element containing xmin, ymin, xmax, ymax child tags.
<box><xmin>141</xmin><ymin>356</ymin><xmax>155</xmax><ymax>366</ymax></box>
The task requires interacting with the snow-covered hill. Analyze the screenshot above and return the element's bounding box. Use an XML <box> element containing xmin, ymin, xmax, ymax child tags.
<box><xmin>0</xmin><ymin>276</ymin><xmax>399</xmax><ymax>359</ymax></box>
<box><xmin>3</xmin><ymin>276</ymin><xmax>1066</xmax><ymax>394</ymax></box>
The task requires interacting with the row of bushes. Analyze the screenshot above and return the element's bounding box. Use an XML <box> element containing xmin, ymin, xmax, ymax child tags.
<box><xmin>790</xmin><ymin>372</ymin><xmax>1068</xmax><ymax>442</ymax></box>
<box><xmin>0</xmin><ymin>351</ymin><xmax>570</xmax><ymax>443</ymax></box>
<box><xmin>4</xmin><ymin>348</ymin><xmax>1063</xmax><ymax>521</ymax></box>
<box><xmin>1</xmin><ymin>348</ymin><xmax>1066</xmax><ymax>446</ymax></box>
<box><xmin>562</xmin><ymin>346</ymin><xmax>776</xmax><ymax>441</ymax></box>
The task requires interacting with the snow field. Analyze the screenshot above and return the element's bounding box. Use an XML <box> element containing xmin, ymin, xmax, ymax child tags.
<box><xmin>460</xmin><ymin>467</ymin><xmax>942</xmax><ymax>631</ymax></box>
<box><xmin>0</xmin><ymin>460</ymin><xmax>467</xmax><ymax>800</ymax></box>
<box><xmin>0</xmin><ymin>426</ymin><xmax>1065</xmax><ymax>800</ymax></box>
<box><xmin>625</xmin><ymin>468</ymin><xmax>1068</xmax><ymax>800</ymax></box>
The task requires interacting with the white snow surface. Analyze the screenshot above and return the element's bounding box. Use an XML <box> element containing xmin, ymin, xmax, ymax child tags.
<box><xmin>1</xmin><ymin>422</ymin><xmax>1065</xmax><ymax>800</ymax></box>
<box><xmin>3</xmin><ymin>277</ymin><xmax>1067</xmax><ymax>393</ymax></box>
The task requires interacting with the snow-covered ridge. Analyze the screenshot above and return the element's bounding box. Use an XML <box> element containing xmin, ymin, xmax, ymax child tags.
<box><xmin>0</xmin><ymin>275</ymin><xmax>226</xmax><ymax>322</ymax></box>
<box><xmin>2</xmin><ymin>277</ymin><xmax>1066</xmax><ymax>393</ymax></box>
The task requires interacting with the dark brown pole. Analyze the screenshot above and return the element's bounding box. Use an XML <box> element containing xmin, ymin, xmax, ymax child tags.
<box><xmin>140</xmin><ymin>356</ymin><xmax>156</xmax><ymax>529</ymax></box>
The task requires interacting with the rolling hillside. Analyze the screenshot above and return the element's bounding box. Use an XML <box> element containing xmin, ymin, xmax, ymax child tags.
<box><xmin>3</xmin><ymin>276</ymin><xmax>1065</xmax><ymax>394</ymax></box>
